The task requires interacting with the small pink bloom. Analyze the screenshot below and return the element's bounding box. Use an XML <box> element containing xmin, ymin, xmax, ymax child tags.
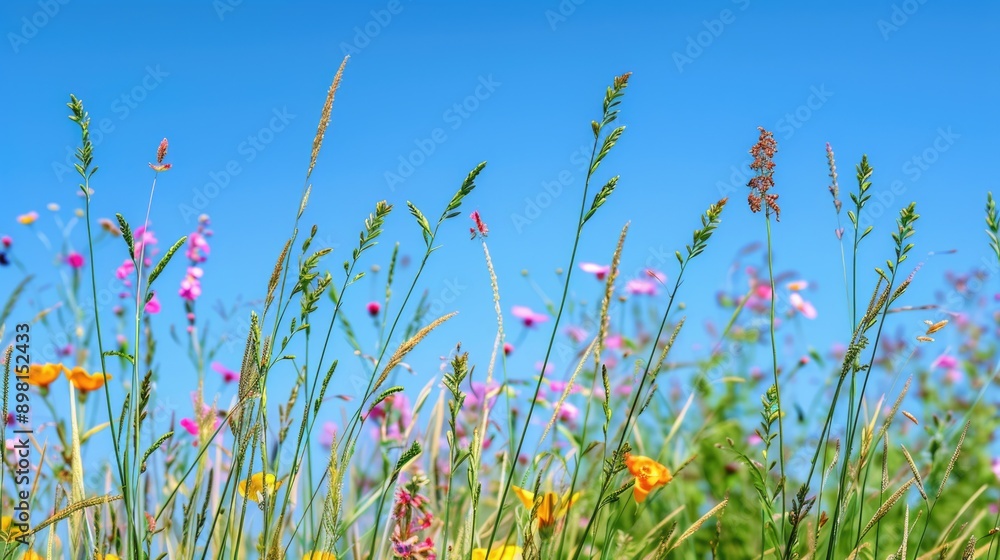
<box><xmin>144</xmin><ymin>292</ymin><xmax>161</xmax><ymax>314</ymax></box>
<box><xmin>1</xmin><ymin>235</ymin><xmax>11</xmax><ymax>248</ymax></box>
<box><xmin>535</xmin><ymin>361</ymin><xmax>555</xmax><ymax>375</ymax></box>
<box><xmin>931</xmin><ymin>354</ymin><xmax>958</xmax><ymax>369</ymax></box>
<box><xmin>748</xmin><ymin>433</ymin><xmax>763</xmax><ymax>445</ymax></box>
<box><xmin>753</xmin><ymin>283</ymin><xmax>772</xmax><ymax>300</ymax></box>
<box><xmin>789</xmin><ymin>292</ymin><xmax>817</xmax><ymax>319</ymax></box>
<box><xmin>186</xmin><ymin>231</ymin><xmax>211</xmax><ymax>263</ymax></box>
<box><xmin>557</xmin><ymin>402</ymin><xmax>579</xmax><ymax>424</ymax></box>
<box><xmin>580</xmin><ymin>262</ymin><xmax>610</xmax><ymax>280</ymax></box>
<box><xmin>565</xmin><ymin>325</ymin><xmax>589</xmax><ymax>343</ymax></box>
<box><xmin>625</xmin><ymin>279</ymin><xmax>658</xmax><ymax>295</ymax></box>
<box><xmin>367</xmin><ymin>301</ymin><xmax>381</xmax><ymax>316</ymax></box>
<box><xmin>5</xmin><ymin>413</ymin><xmax>14</xmax><ymax>426</ymax></box>
<box><xmin>180</xmin><ymin>418</ymin><xmax>199</xmax><ymax>436</ymax></box>
<box><xmin>512</xmin><ymin>305</ymin><xmax>548</xmax><ymax>327</ymax></box>
<box><xmin>179</xmin><ymin>267</ymin><xmax>204</xmax><ymax>301</ymax></box>
<box><xmin>57</xmin><ymin>344</ymin><xmax>74</xmax><ymax>357</ymax></box>
<box><xmin>319</xmin><ymin>421</ymin><xmax>337</xmax><ymax>448</ymax></box>
<box><xmin>65</xmin><ymin>252</ymin><xmax>85</xmax><ymax>269</ymax></box>
<box><xmin>503</xmin><ymin>342</ymin><xmax>514</xmax><ymax>356</ymax></box>
<box><xmin>212</xmin><ymin>362</ymin><xmax>239</xmax><ymax>383</ymax></box>
<box><xmin>992</xmin><ymin>457</ymin><xmax>1000</xmax><ymax>481</ymax></box>
<box><xmin>605</xmin><ymin>334</ymin><xmax>623</xmax><ymax>350</ymax></box>
<box><xmin>116</xmin><ymin>259</ymin><xmax>135</xmax><ymax>280</ymax></box>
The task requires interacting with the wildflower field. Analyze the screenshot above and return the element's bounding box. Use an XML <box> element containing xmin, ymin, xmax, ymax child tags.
<box><xmin>2</xmin><ymin>3</ymin><xmax>998</xmax><ymax>560</ymax></box>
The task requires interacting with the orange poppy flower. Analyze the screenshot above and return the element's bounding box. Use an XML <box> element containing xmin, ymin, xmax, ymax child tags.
<box><xmin>511</xmin><ymin>485</ymin><xmax>580</xmax><ymax>535</ymax></box>
<box><xmin>624</xmin><ymin>453</ymin><xmax>672</xmax><ymax>503</ymax></box>
<box><xmin>26</xmin><ymin>363</ymin><xmax>66</xmax><ymax>389</ymax></box>
<box><xmin>66</xmin><ymin>366</ymin><xmax>111</xmax><ymax>393</ymax></box>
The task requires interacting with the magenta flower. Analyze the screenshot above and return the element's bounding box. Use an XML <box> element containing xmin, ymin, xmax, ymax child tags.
<box><xmin>605</xmin><ymin>334</ymin><xmax>623</xmax><ymax>350</ymax></box>
<box><xmin>580</xmin><ymin>262</ymin><xmax>610</xmax><ymax>280</ymax></box>
<box><xmin>144</xmin><ymin>292</ymin><xmax>161</xmax><ymax>314</ymax></box>
<box><xmin>931</xmin><ymin>354</ymin><xmax>958</xmax><ymax>369</ymax></box>
<box><xmin>179</xmin><ymin>267</ymin><xmax>203</xmax><ymax>301</ymax></box>
<box><xmin>65</xmin><ymin>252</ymin><xmax>85</xmax><ymax>269</ymax></box>
<box><xmin>367</xmin><ymin>301</ymin><xmax>381</xmax><ymax>316</ymax></box>
<box><xmin>212</xmin><ymin>362</ymin><xmax>239</xmax><ymax>383</ymax></box>
<box><xmin>470</xmin><ymin>210</ymin><xmax>489</xmax><ymax>238</ymax></box>
<box><xmin>133</xmin><ymin>225</ymin><xmax>159</xmax><ymax>265</ymax></box>
<box><xmin>789</xmin><ymin>292</ymin><xmax>817</xmax><ymax>319</ymax></box>
<box><xmin>1</xmin><ymin>235</ymin><xmax>11</xmax><ymax>248</ymax></box>
<box><xmin>512</xmin><ymin>305</ymin><xmax>548</xmax><ymax>327</ymax></box>
<box><xmin>115</xmin><ymin>259</ymin><xmax>135</xmax><ymax>281</ymax></box>
<box><xmin>503</xmin><ymin>342</ymin><xmax>514</xmax><ymax>356</ymax></box>
<box><xmin>5</xmin><ymin>413</ymin><xmax>13</xmax><ymax>426</ymax></box>
<box><xmin>179</xmin><ymin>418</ymin><xmax>199</xmax><ymax>436</ymax></box>
<box><xmin>186</xmin><ymin>231</ymin><xmax>211</xmax><ymax>263</ymax></box>
<box><xmin>992</xmin><ymin>458</ymin><xmax>1000</xmax><ymax>481</ymax></box>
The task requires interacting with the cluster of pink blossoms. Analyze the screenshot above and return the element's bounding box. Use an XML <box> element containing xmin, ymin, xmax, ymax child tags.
<box><xmin>115</xmin><ymin>225</ymin><xmax>162</xmax><ymax>314</ymax></box>
<box><xmin>180</xmin><ymin>215</ymin><xmax>213</xmax><ymax>331</ymax></box>
<box><xmin>389</xmin><ymin>477</ymin><xmax>436</xmax><ymax>559</ymax></box>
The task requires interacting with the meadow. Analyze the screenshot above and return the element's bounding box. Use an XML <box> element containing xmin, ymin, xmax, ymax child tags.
<box><xmin>2</xmin><ymin>60</ymin><xmax>1000</xmax><ymax>560</ymax></box>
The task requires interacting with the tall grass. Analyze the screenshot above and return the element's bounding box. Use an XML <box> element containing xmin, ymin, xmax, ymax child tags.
<box><xmin>0</xmin><ymin>65</ymin><xmax>998</xmax><ymax>560</ymax></box>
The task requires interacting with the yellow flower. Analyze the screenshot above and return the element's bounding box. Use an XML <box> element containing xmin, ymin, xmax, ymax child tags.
<box><xmin>66</xmin><ymin>366</ymin><xmax>111</xmax><ymax>393</ymax></box>
<box><xmin>21</xmin><ymin>551</ymin><xmax>43</xmax><ymax>560</ymax></box>
<box><xmin>98</xmin><ymin>555</ymin><xmax>121</xmax><ymax>560</ymax></box>
<box><xmin>1</xmin><ymin>515</ymin><xmax>26</xmax><ymax>542</ymax></box>
<box><xmin>238</xmin><ymin>472</ymin><xmax>282</xmax><ymax>503</ymax></box>
<box><xmin>471</xmin><ymin>545</ymin><xmax>522</xmax><ymax>560</ymax></box>
<box><xmin>624</xmin><ymin>453</ymin><xmax>672</xmax><ymax>503</ymax></box>
<box><xmin>303</xmin><ymin>552</ymin><xmax>337</xmax><ymax>560</ymax></box>
<box><xmin>26</xmin><ymin>363</ymin><xmax>66</xmax><ymax>389</ymax></box>
<box><xmin>16</xmin><ymin>211</ymin><xmax>38</xmax><ymax>225</ymax></box>
<box><xmin>511</xmin><ymin>485</ymin><xmax>580</xmax><ymax>534</ymax></box>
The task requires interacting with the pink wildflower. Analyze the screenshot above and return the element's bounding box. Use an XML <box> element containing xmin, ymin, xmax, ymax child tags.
<box><xmin>65</xmin><ymin>252</ymin><xmax>85</xmax><ymax>269</ymax></box>
<box><xmin>625</xmin><ymin>279</ymin><xmax>658</xmax><ymax>296</ymax></box>
<box><xmin>144</xmin><ymin>292</ymin><xmax>161</xmax><ymax>314</ymax></box>
<box><xmin>212</xmin><ymin>362</ymin><xmax>239</xmax><ymax>383</ymax></box>
<box><xmin>512</xmin><ymin>305</ymin><xmax>548</xmax><ymax>327</ymax></box>
<box><xmin>789</xmin><ymin>292</ymin><xmax>817</xmax><ymax>319</ymax></box>
<box><xmin>580</xmin><ymin>262</ymin><xmax>610</xmax><ymax>280</ymax></box>
<box><xmin>367</xmin><ymin>301</ymin><xmax>381</xmax><ymax>316</ymax></box>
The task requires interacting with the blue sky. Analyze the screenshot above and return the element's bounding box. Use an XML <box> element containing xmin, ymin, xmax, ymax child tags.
<box><xmin>2</xmin><ymin>1</ymin><xmax>999</xmax><ymax>465</ymax></box>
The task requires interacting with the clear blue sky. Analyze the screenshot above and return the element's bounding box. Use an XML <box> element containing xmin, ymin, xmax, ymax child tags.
<box><xmin>2</xmin><ymin>1</ymin><xmax>998</xmax><ymax>463</ymax></box>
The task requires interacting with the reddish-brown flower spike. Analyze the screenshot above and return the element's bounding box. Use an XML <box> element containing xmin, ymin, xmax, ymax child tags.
<box><xmin>156</xmin><ymin>138</ymin><xmax>168</xmax><ymax>164</ymax></box>
<box><xmin>747</xmin><ymin>127</ymin><xmax>780</xmax><ymax>220</ymax></box>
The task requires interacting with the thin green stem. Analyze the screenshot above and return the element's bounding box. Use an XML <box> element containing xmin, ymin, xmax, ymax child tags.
<box><xmin>765</xmin><ymin>215</ymin><xmax>786</xmax><ymax>546</ymax></box>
